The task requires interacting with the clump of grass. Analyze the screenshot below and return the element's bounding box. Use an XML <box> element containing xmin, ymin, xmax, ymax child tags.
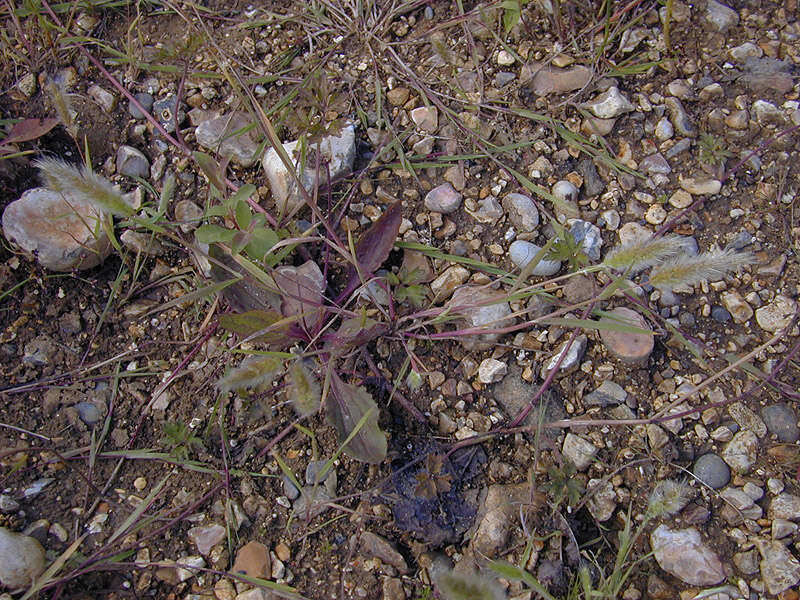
<box><xmin>698</xmin><ymin>132</ymin><xmax>732</xmax><ymax>168</ymax></box>
<box><xmin>647</xmin><ymin>249</ymin><xmax>755</xmax><ymax>291</ymax></box>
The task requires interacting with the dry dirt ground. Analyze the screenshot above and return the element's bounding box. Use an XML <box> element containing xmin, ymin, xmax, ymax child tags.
<box><xmin>1</xmin><ymin>0</ymin><xmax>800</xmax><ymax>599</ymax></box>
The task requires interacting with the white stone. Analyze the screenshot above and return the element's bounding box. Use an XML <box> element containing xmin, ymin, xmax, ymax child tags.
<box><xmin>0</xmin><ymin>527</ymin><xmax>46</xmax><ymax>589</ymax></box>
<box><xmin>2</xmin><ymin>188</ymin><xmax>111</xmax><ymax>271</ymax></box>
<box><xmin>478</xmin><ymin>358</ymin><xmax>507</xmax><ymax>384</ymax></box>
<box><xmin>262</xmin><ymin>124</ymin><xmax>356</xmax><ymax>214</ymax></box>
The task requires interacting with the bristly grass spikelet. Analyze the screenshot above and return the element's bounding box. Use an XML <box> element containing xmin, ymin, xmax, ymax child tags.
<box><xmin>217</xmin><ymin>355</ymin><xmax>282</xmax><ymax>394</ymax></box>
<box><xmin>35</xmin><ymin>157</ymin><xmax>134</xmax><ymax>217</ymax></box>
<box><xmin>603</xmin><ymin>234</ymin><xmax>690</xmax><ymax>274</ymax></box>
<box><xmin>647</xmin><ymin>249</ymin><xmax>755</xmax><ymax>291</ymax></box>
<box><xmin>43</xmin><ymin>75</ymin><xmax>78</xmax><ymax>138</ymax></box>
<box><xmin>646</xmin><ymin>479</ymin><xmax>693</xmax><ymax>517</ymax></box>
<box><xmin>286</xmin><ymin>358</ymin><xmax>321</xmax><ymax>417</ymax></box>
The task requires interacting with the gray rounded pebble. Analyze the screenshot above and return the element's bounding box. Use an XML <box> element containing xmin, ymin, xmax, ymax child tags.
<box><xmin>509</xmin><ymin>240</ymin><xmax>561</xmax><ymax>276</ymax></box>
<box><xmin>711</xmin><ymin>306</ymin><xmax>731</xmax><ymax>323</ymax></box>
<box><xmin>693</xmin><ymin>454</ymin><xmax>730</xmax><ymax>489</ymax></box>
<box><xmin>129</xmin><ymin>92</ymin><xmax>154</xmax><ymax>119</ymax></box>
<box><xmin>76</xmin><ymin>401</ymin><xmax>101</xmax><ymax>426</ymax></box>
<box><xmin>761</xmin><ymin>404</ymin><xmax>799</xmax><ymax>442</ymax></box>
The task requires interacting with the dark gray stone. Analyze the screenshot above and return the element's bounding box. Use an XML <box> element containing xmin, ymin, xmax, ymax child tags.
<box><xmin>762</xmin><ymin>404</ymin><xmax>799</xmax><ymax>442</ymax></box>
<box><xmin>129</xmin><ymin>92</ymin><xmax>154</xmax><ymax>119</ymax></box>
<box><xmin>692</xmin><ymin>453</ymin><xmax>730</xmax><ymax>489</ymax></box>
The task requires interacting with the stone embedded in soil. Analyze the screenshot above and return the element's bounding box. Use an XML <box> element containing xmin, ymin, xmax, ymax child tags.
<box><xmin>129</xmin><ymin>92</ymin><xmax>154</xmax><ymax>119</ymax></box>
<box><xmin>720</xmin><ymin>429</ymin><xmax>758</xmax><ymax>474</ymax></box>
<box><xmin>757</xmin><ymin>539</ymin><xmax>800</xmax><ymax>595</ymax></box>
<box><xmin>195</xmin><ymin>112</ymin><xmax>261</xmax><ymax>167</ymax></box>
<box><xmin>447</xmin><ymin>285</ymin><xmax>514</xmax><ymax>350</ymax></box>
<box><xmin>174</xmin><ymin>200</ymin><xmax>204</xmax><ymax>233</ymax></box>
<box><xmin>704</xmin><ymin>0</ymin><xmax>739</xmax><ymax>32</ymax></box>
<box><xmin>639</xmin><ymin>153</ymin><xmax>671</xmax><ymax>175</ymax></box>
<box><xmin>755</xmin><ymin>295</ymin><xmax>796</xmax><ymax>332</ymax></box>
<box><xmin>470</xmin><ymin>484</ymin><xmax>530</xmax><ymax>558</ymax></box>
<box><xmin>0</xmin><ymin>527</ymin><xmax>46</xmax><ymax>589</ymax></box>
<box><xmin>586</xmin><ymin>478</ymin><xmax>616</xmax><ymax>521</ymax></box>
<box><xmin>599</xmin><ymin>307</ymin><xmax>654</xmax><ymax>364</ymax></box>
<box><xmin>649</xmin><ymin>525</ymin><xmax>726</xmax><ymax>586</ymax></box>
<box><xmin>116</xmin><ymin>144</ymin><xmax>150</xmax><ymax>178</ymax></box>
<box><xmin>542</xmin><ymin>334</ymin><xmax>587</xmax><ymax>378</ymax></box>
<box><xmin>562</xmin><ymin>433</ymin><xmax>598</xmax><ymax>471</ymax></box>
<box><xmin>508</xmin><ymin>240</ymin><xmax>561</xmax><ymax>276</ymax></box>
<box><xmin>2</xmin><ymin>187</ymin><xmax>111</xmax><ymax>272</ymax></box>
<box><xmin>120</xmin><ymin>230</ymin><xmax>164</xmax><ymax>256</ymax></box>
<box><xmin>527</xmin><ymin>64</ymin><xmax>592</xmax><ymax>96</ymax></box>
<box><xmin>617</xmin><ymin>221</ymin><xmax>652</xmax><ymax>247</ymax></box>
<box><xmin>761</xmin><ymin>403</ymin><xmax>800</xmax><ymax>442</ymax></box>
<box><xmin>88</xmin><ymin>84</ymin><xmax>117</xmax><ymax>113</ymax></box>
<box><xmin>768</xmin><ymin>493</ymin><xmax>800</xmax><ymax>521</ymax></box>
<box><xmin>720</xmin><ymin>291</ymin><xmax>753</xmax><ymax>324</ymax></box>
<box><xmin>584</xmin><ymin>380</ymin><xmax>627</xmax><ymax>407</ymax></box>
<box><xmin>430</xmin><ymin>265</ymin><xmax>469</xmax><ymax>302</ymax></box>
<box><xmin>679</xmin><ymin>176</ymin><xmax>721</xmax><ymax>195</ymax></box>
<box><xmin>262</xmin><ymin>123</ymin><xmax>356</xmax><ymax>214</ymax></box>
<box><xmin>569</xmin><ymin>220</ymin><xmax>603</xmax><ymax>261</ymax></box>
<box><xmin>502</xmin><ymin>192</ymin><xmax>539</xmax><ymax>232</ymax></box>
<box><xmin>477</xmin><ymin>358</ymin><xmax>507</xmax><ymax>384</ymax></box>
<box><xmin>0</xmin><ymin>495</ymin><xmax>20</xmax><ymax>514</ymax></box>
<box><xmin>410</xmin><ymin>106</ymin><xmax>438</xmax><ymax>133</ymax></box>
<box><xmin>187</xmin><ymin>523</ymin><xmax>226</xmax><ymax>555</ymax></box>
<box><xmin>664</xmin><ymin>96</ymin><xmax>696</xmax><ymax>138</ymax></box>
<box><xmin>232</xmin><ymin>541</ymin><xmax>271</xmax><ymax>579</ymax></box>
<box><xmin>692</xmin><ymin>454</ymin><xmax>730</xmax><ymax>489</ymax></box>
<box><xmin>581</xmin><ymin>86</ymin><xmax>633</xmax><ymax>119</ymax></box>
<box><xmin>359</xmin><ymin>532</ymin><xmax>408</xmax><ymax>574</ymax></box>
<box><xmin>424</xmin><ymin>183</ymin><xmax>462</xmax><ymax>214</ymax></box>
<box><xmin>727</xmin><ymin>402</ymin><xmax>767</xmax><ymax>438</ymax></box>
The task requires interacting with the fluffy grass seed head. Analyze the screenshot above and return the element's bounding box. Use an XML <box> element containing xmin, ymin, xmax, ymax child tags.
<box><xmin>647</xmin><ymin>249</ymin><xmax>755</xmax><ymax>292</ymax></box>
<box><xmin>647</xmin><ymin>479</ymin><xmax>694</xmax><ymax>518</ymax></box>
<box><xmin>43</xmin><ymin>76</ymin><xmax>78</xmax><ymax>138</ymax></box>
<box><xmin>35</xmin><ymin>157</ymin><xmax>133</xmax><ymax>218</ymax></box>
<box><xmin>603</xmin><ymin>234</ymin><xmax>692</xmax><ymax>274</ymax></box>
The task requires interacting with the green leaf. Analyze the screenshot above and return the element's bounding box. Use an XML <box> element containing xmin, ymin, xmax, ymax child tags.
<box><xmin>234</xmin><ymin>197</ymin><xmax>252</xmax><ymax>230</ymax></box>
<box><xmin>193</xmin><ymin>151</ymin><xmax>227</xmax><ymax>193</ymax></box>
<box><xmin>218</xmin><ymin>309</ymin><xmax>291</xmax><ymax>345</ymax></box>
<box><xmin>230</xmin><ymin>230</ymin><xmax>251</xmax><ymax>255</ymax></box>
<box><xmin>327</xmin><ymin>372</ymin><xmax>387</xmax><ymax>464</ymax></box>
<box><xmin>195</xmin><ymin>223</ymin><xmax>237</xmax><ymax>244</ymax></box>
<box><xmin>245</xmin><ymin>227</ymin><xmax>280</xmax><ymax>262</ymax></box>
<box><xmin>287</xmin><ymin>359</ymin><xmax>321</xmax><ymax>417</ymax></box>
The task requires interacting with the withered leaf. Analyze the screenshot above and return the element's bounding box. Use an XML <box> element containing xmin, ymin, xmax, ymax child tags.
<box><xmin>218</xmin><ymin>309</ymin><xmax>291</xmax><ymax>345</ymax></box>
<box><xmin>327</xmin><ymin>371</ymin><xmax>387</xmax><ymax>464</ymax></box>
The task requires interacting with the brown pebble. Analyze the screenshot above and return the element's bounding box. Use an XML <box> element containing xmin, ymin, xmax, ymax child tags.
<box><xmin>274</xmin><ymin>541</ymin><xmax>290</xmax><ymax>562</ymax></box>
<box><xmin>599</xmin><ymin>307</ymin><xmax>654</xmax><ymax>364</ymax></box>
<box><xmin>232</xmin><ymin>541</ymin><xmax>270</xmax><ymax>579</ymax></box>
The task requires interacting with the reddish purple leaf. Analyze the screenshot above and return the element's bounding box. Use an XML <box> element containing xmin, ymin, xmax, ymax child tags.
<box><xmin>344</xmin><ymin>201</ymin><xmax>402</xmax><ymax>294</ymax></box>
<box><xmin>0</xmin><ymin>118</ymin><xmax>58</xmax><ymax>145</ymax></box>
